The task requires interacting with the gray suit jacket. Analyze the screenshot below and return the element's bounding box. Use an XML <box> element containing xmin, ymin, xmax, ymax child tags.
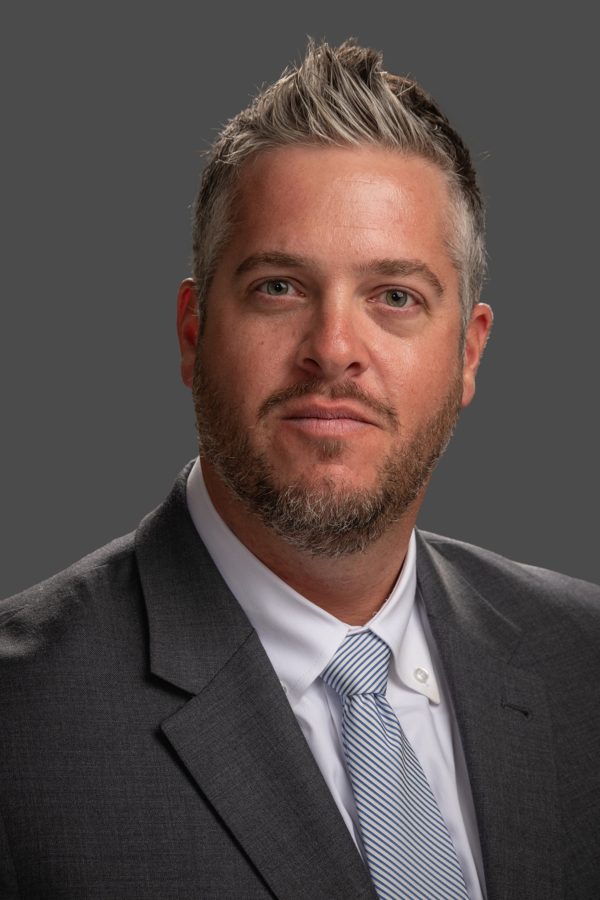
<box><xmin>1</xmin><ymin>463</ymin><xmax>599</xmax><ymax>899</ymax></box>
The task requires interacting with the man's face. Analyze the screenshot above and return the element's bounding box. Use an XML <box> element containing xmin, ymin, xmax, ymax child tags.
<box><xmin>179</xmin><ymin>145</ymin><xmax>491</xmax><ymax>555</ymax></box>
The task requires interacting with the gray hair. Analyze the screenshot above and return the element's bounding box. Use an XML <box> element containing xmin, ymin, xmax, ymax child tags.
<box><xmin>192</xmin><ymin>39</ymin><xmax>486</xmax><ymax>334</ymax></box>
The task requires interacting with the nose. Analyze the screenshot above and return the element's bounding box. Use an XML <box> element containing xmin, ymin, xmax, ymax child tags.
<box><xmin>295</xmin><ymin>296</ymin><xmax>370</xmax><ymax>381</ymax></box>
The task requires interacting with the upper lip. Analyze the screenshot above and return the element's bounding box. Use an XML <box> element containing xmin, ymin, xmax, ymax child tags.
<box><xmin>280</xmin><ymin>401</ymin><xmax>379</xmax><ymax>426</ymax></box>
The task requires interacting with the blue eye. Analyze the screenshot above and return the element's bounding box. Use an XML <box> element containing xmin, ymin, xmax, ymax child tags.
<box><xmin>264</xmin><ymin>279</ymin><xmax>291</xmax><ymax>296</ymax></box>
<box><xmin>385</xmin><ymin>289</ymin><xmax>411</xmax><ymax>308</ymax></box>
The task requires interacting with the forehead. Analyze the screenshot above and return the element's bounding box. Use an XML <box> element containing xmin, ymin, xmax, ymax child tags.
<box><xmin>225</xmin><ymin>145</ymin><xmax>456</xmax><ymax>280</ymax></box>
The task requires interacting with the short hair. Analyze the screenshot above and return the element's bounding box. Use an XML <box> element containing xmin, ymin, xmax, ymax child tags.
<box><xmin>192</xmin><ymin>39</ymin><xmax>486</xmax><ymax>335</ymax></box>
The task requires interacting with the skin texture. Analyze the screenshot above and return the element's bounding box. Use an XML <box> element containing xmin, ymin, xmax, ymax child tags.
<box><xmin>177</xmin><ymin>145</ymin><xmax>492</xmax><ymax>624</ymax></box>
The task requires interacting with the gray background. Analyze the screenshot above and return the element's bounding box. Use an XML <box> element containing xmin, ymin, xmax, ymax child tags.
<box><xmin>2</xmin><ymin>3</ymin><xmax>598</xmax><ymax>597</ymax></box>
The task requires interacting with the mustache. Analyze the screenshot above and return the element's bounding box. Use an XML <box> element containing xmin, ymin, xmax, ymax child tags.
<box><xmin>257</xmin><ymin>379</ymin><xmax>398</xmax><ymax>428</ymax></box>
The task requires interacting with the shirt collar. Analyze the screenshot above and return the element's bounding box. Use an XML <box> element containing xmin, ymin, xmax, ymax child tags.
<box><xmin>186</xmin><ymin>457</ymin><xmax>439</xmax><ymax>705</ymax></box>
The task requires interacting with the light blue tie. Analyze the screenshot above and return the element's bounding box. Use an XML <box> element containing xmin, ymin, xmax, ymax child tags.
<box><xmin>321</xmin><ymin>630</ymin><xmax>470</xmax><ymax>900</ymax></box>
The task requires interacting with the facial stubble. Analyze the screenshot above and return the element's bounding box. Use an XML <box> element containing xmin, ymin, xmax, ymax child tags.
<box><xmin>193</xmin><ymin>360</ymin><xmax>463</xmax><ymax>558</ymax></box>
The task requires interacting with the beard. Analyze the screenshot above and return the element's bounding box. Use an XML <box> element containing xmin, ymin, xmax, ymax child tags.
<box><xmin>192</xmin><ymin>360</ymin><xmax>463</xmax><ymax>558</ymax></box>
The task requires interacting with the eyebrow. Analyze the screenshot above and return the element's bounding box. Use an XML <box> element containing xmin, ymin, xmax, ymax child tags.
<box><xmin>234</xmin><ymin>252</ymin><xmax>445</xmax><ymax>297</ymax></box>
<box><xmin>235</xmin><ymin>252</ymin><xmax>311</xmax><ymax>277</ymax></box>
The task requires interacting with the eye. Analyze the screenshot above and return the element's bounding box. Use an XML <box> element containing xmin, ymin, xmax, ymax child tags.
<box><xmin>383</xmin><ymin>289</ymin><xmax>416</xmax><ymax>309</ymax></box>
<box><xmin>259</xmin><ymin>279</ymin><xmax>292</xmax><ymax>296</ymax></box>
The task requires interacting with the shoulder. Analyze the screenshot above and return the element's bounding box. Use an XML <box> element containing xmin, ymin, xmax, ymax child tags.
<box><xmin>418</xmin><ymin>529</ymin><xmax>600</xmax><ymax>600</ymax></box>
<box><xmin>0</xmin><ymin>531</ymin><xmax>139</xmax><ymax>664</ymax></box>
<box><xmin>0</xmin><ymin>462</ymin><xmax>197</xmax><ymax>670</ymax></box>
<box><xmin>417</xmin><ymin>529</ymin><xmax>600</xmax><ymax>630</ymax></box>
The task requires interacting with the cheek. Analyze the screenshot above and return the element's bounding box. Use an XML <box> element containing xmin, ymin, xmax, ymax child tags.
<box><xmin>202</xmin><ymin>327</ymin><xmax>293</xmax><ymax>413</ymax></box>
<box><xmin>384</xmin><ymin>340</ymin><xmax>456</xmax><ymax>387</ymax></box>
<box><xmin>380</xmin><ymin>338</ymin><xmax>461</xmax><ymax>419</ymax></box>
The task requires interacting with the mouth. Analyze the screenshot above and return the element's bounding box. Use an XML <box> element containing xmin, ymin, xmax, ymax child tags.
<box><xmin>280</xmin><ymin>402</ymin><xmax>380</xmax><ymax>435</ymax></box>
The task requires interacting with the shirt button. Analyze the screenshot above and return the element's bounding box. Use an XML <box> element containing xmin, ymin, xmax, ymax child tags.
<box><xmin>414</xmin><ymin>667</ymin><xmax>429</xmax><ymax>684</ymax></box>
<box><xmin>280</xmin><ymin>682</ymin><xmax>288</xmax><ymax>695</ymax></box>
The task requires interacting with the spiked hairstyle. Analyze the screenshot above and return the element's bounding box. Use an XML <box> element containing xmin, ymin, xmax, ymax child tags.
<box><xmin>192</xmin><ymin>40</ymin><xmax>485</xmax><ymax>334</ymax></box>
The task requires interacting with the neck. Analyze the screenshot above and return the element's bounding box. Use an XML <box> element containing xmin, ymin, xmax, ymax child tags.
<box><xmin>201</xmin><ymin>460</ymin><xmax>420</xmax><ymax>626</ymax></box>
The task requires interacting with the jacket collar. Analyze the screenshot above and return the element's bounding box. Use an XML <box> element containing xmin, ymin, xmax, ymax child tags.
<box><xmin>135</xmin><ymin>461</ymin><xmax>254</xmax><ymax>695</ymax></box>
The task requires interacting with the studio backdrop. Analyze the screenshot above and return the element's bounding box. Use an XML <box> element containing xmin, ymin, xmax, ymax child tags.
<box><xmin>1</xmin><ymin>2</ymin><xmax>597</xmax><ymax>596</ymax></box>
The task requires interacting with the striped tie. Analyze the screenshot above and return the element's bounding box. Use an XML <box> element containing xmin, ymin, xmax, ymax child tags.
<box><xmin>321</xmin><ymin>630</ymin><xmax>470</xmax><ymax>900</ymax></box>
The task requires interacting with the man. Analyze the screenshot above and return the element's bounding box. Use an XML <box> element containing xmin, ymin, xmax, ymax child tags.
<box><xmin>1</xmin><ymin>40</ymin><xmax>598</xmax><ymax>900</ymax></box>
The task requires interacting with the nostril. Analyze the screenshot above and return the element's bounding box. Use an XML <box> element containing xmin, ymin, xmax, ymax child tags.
<box><xmin>297</xmin><ymin>333</ymin><xmax>369</xmax><ymax>380</ymax></box>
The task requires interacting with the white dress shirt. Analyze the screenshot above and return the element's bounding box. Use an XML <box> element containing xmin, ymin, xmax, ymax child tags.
<box><xmin>186</xmin><ymin>458</ymin><xmax>486</xmax><ymax>899</ymax></box>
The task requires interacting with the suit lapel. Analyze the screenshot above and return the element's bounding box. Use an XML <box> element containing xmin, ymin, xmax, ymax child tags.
<box><xmin>135</xmin><ymin>465</ymin><xmax>376</xmax><ymax>900</ymax></box>
<box><xmin>161</xmin><ymin>632</ymin><xmax>376</xmax><ymax>900</ymax></box>
<box><xmin>416</xmin><ymin>533</ymin><xmax>563</xmax><ymax>900</ymax></box>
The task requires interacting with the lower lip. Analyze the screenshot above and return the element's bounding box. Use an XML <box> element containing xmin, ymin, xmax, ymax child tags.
<box><xmin>282</xmin><ymin>417</ymin><xmax>373</xmax><ymax>436</ymax></box>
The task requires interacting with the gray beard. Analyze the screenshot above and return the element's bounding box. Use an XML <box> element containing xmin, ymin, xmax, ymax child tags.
<box><xmin>193</xmin><ymin>366</ymin><xmax>462</xmax><ymax>558</ymax></box>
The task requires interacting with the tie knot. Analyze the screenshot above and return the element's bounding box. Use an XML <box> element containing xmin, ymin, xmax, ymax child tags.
<box><xmin>321</xmin><ymin>630</ymin><xmax>391</xmax><ymax>701</ymax></box>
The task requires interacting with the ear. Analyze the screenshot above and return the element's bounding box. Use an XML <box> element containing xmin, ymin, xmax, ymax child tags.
<box><xmin>176</xmin><ymin>278</ymin><xmax>201</xmax><ymax>388</ymax></box>
<box><xmin>461</xmin><ymin>302</ymin><xmax>493</xmax><ymax>407</ymax></box>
